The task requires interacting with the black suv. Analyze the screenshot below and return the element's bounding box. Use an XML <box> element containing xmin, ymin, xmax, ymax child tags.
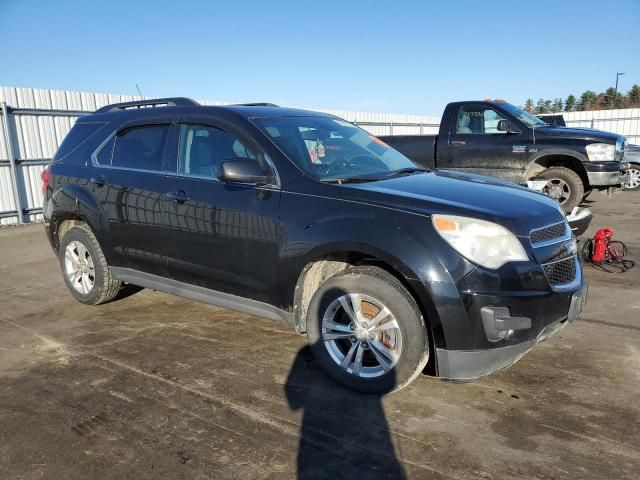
<box><xmin>43</xmin><ymin>97</ymin><xmax>587</xmax><ymax>393</ymax></box>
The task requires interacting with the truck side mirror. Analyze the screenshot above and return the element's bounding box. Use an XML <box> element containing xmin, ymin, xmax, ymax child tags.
<box><xmin>497</xmin><ymin>120</ymin><xmax>519</xmax><ymax>134</ymax></box>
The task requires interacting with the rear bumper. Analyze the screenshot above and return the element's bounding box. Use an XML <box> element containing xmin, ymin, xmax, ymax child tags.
<box><xmin>435</xmin><ymin>276</ymin><xmax>587</xmax><ymax>381</ymax></box>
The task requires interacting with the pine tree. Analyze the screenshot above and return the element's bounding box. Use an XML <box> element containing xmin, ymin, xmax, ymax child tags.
<box><xmin>552</xmin><ymin>98</ymin><xmax>563</xmax><ymax>112</ymax></box>
<box><xmin>578</xmin><ymin>90</ymin><xmax>596</xmax><ymax>111</ymax></box>
<box><xmin>524</xmin><ymin>98</ymin><xmax>534</xmax><ymax>112</ymax></box>
<box><xmin>627</xmin><ymin>84</ymin><xmax>640</xmax><ymax>107</ymax></box>
<box><xmin>564</xmin><ymin>95</ymin><xmax>576</xmax><ymax>112</ymax></box>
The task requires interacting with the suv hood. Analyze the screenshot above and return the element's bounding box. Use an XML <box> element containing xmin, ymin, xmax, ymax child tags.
<box><xmin>536</xmin><ymin>125</ymin><xmax>622</xmax><ymax>143</ymax></box>
<box><xmin>338</xmin><ymin>170</ymin><xmax>565</xmax><ymax>236</ymax></box>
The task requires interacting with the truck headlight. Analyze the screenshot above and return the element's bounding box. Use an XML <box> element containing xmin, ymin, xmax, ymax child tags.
<box><xmin>586</xmin><ymin>143</ymin><xmax>615</xmax><ymax>161</ymax></box>
<box><xmin>432</xmin><ymin>215</ymin><xmax>528</xmax><ymax>269</ymax></box>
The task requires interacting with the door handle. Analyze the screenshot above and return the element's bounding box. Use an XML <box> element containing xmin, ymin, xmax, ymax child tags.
<box><xmin>450</xmin><ymin>140</ymin><xmax>466</xmax><ymax>146</ymax></box>
<box><xmin>90</xmin><ymin>175</ymin><xmax>107</xmax><ymax>187</ymax></box>
<box><xmin>166</xmin><ymin>191</ymin><xmax>190</xmax><ymax>203</ymax></box>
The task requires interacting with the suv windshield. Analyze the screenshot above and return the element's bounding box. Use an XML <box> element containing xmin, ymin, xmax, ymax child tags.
<box><xmin>253</xmin><ymin>116</ymin><xmax>419</xmax><ymax>182</ymax></box>
<box><xmin>499</xmin><ymin>103</ymin><xmax>548</xmax><ymax>127</ymax></box>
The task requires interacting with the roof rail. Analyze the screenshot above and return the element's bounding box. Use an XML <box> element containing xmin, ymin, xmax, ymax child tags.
<box><xmin>232</xmin><ymin>102</ymin><xmax>279</xmax><ymax>107</ymax></box>
<box><xmin>95</xmin><ymin>97</ymin><xmax>199</xmax><ymax>113</ymax></box>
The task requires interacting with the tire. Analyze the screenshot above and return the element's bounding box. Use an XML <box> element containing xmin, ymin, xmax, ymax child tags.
<box><xmin>625</xmin><ymin>164</ymin><xmax>640</xmax><ymax>189</ymax></box>
<box><xmin>538</xmin><ymin>167</ymin><xmax>584</xmax><ymax>212</ymax></box>
<box><xmin>306</xmin><ymin>266</ymin><xmax>429</xmax><ymax>394</ymax></box>
<box><xmin>58</xmin><ymin>224</ymin><xmax>122</xmax><ymax>305</ymax></box>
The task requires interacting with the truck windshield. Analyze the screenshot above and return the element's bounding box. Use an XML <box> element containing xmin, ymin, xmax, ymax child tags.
<box><xmin>253</xmin><ymin>116</ymin><xmax>419</xmax><ymax>182</ymax></box>
<box><xmin>499</xmin><ymin>103</ymin><xmax>549</xmax><ymax>128</ymax></box>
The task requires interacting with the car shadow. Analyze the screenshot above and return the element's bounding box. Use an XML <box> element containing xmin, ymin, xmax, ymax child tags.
<box><xmin>284</xmin><ymin>345</ymin><xmax>406</xmax><ymax>479</ymax></box>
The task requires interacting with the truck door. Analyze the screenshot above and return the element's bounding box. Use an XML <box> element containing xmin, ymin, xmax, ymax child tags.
<box><xmin>440</xmin><ymin>104</ymin><xmax>529</xmax><ymax>183</ymax></box>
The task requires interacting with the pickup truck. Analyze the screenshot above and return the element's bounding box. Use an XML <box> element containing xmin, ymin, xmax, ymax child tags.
<box><xmin>381</xmin><ymin>100</ymin><xmax>628</xmax><ymax>211</ymax></box>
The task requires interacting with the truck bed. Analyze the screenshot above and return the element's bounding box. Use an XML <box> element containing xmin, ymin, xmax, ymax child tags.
<box><xmin>379</xmin><ymin>135</ymin><xmax>437</xmax><ymax>170</ymax></box>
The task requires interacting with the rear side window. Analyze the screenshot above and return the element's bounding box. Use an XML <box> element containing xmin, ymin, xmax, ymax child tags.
<box><xmin>54</xmin><ymin>122</ymin><xmax>106</xmax><ymax>160</ymax></box>
<box><xmin>110</xmin><ymin>125</ymin><xmax>169</xmax><ymax>171</ymax></box>
<box><xmin>96</xmin><ymin>136</ymin><xmax>115</xmax><ymax>165</ymax></box>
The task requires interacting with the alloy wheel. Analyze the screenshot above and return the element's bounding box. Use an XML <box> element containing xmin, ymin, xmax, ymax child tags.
<box><xmin>625</xmin><ymin>167</ymin><xmax>640</xmax><ymax>189</ymax></box>
<box><xmin>64</xmin><ymin>240</ymin><xmax>95</xmax><ymax>295</ymax></box>
<box><xmin>321</xmin><ymin>293</ymin><xmax>402</xmax><ymax>378</ymax></box>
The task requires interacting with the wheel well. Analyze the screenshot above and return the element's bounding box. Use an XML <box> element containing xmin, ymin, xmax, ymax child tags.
<box><xmin>52</xmin><ymin>215</ymin><xmax>88</xmax><ymax>251</ymax></box>
<box><xmin>527</xmin><ymin>155</ymin><xmax>589</xmax><ymax>188</ymax></box>
<box><xmin>292</xmin><ymin>251</ymin><xmax>438</xmax><ymax>374</ymax></box>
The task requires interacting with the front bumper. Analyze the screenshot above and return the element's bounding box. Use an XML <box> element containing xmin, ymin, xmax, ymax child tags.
<box><xmin>585</xmin><ymin>161</ymin><xmax>626</xmax><ymax>186</ymax></box>
<box><xmin>436</xmin><ymin>279</ymin><xmax>587</xmax><ymax>381</ymax></box>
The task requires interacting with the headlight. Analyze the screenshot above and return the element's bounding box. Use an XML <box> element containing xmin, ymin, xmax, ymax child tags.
<box><xmin>432</xmin><ymin>215</ymin><xmax>528</xmax><ymax>269</ymax></box>
<box><xmin>586</xmin><ymin>143</ymin><xmax>615</xmax><ymax>161</ymax></box>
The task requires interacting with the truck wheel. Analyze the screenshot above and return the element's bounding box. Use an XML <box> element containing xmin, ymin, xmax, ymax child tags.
<box><xmin>538</xmin><ymin>167</ymin><xmax>584</xmax><ymax>211</ymax></box>
<box><xmin>625</xmin><ymin>164</ymin><xmax>640</xmax><ymax>189</ymax></box>
<box><xmin>59</xmin><ymin>225</ymin><xmax>122</xmax><ymax>305</ymax></box>
<box><xmin>306</xmin><ymin>266</ymin><xmax>429</xmax><ymax>394</ymax></box>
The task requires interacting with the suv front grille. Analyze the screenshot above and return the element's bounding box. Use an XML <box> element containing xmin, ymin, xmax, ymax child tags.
<box><xmin>530</xmin><ymin>222</ymin><xmax>568</xmax><ymax>244</ymax></box>
<box><xmin>542</xmin><ymin>256</ymin><xmax>577</xmax><ymax>286</ymax></box>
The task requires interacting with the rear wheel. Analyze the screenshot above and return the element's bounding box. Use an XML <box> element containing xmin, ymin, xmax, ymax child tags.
<box><xmin>306</xmin><ymin>266</ymin><xmax>429</xmax><ymax>394</ymax></box>
<box><xmin>625</xmin><ymin>164</ymin><xmax>640</xmax><ymax>189</ymax></box>
<box><xmin>59</xmin><ymin>225</ymin><xmax>122</xmax><ymax>305</ymax></box>
<box><xmin>538</xmin><ymin>167</ymin><xmax>584</xmax><ymax>212</ymax></box>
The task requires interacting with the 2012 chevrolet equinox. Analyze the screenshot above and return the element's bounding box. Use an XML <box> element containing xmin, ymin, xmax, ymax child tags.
<box><xmin>43</xmin><ymin>97</ymin><xmax>587</xmax><ymax>393</ymax></box>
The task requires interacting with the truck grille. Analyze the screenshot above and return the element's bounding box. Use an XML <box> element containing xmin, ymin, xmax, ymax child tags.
<box><xmin>530</xmin><ymin>222</ymin><xmax>568</xmax><ymax>244</ymax></box>
<box><xmin>542</xmin><ymin>256</ymin><xmax>577</xmax><ymax>286</ymax></box>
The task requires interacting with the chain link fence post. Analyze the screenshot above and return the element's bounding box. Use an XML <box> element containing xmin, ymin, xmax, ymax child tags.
<box><xmin>1</xmin><ymin>102</ymin><xmax>25</xmax><ymax>224</ymax></box>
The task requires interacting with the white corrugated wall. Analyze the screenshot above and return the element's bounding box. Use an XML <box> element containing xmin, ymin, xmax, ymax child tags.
<box><xmin>1</xmin><ymin>86</ymin><xmax>639</xmax><ymax>225</ymax></box>
<box><xmin>562</xmin><ymin>108</ymin><xmax>640</xmax><ymax>143</ymax></box>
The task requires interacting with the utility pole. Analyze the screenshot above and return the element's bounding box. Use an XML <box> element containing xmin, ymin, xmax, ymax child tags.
<box><xmin>614</xmin><ymin>72</ymin><xmax>625</xmax><ymax>108</ymax></box>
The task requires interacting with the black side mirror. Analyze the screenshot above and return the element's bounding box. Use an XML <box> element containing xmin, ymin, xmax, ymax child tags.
<box><xmin>218</xmin><ymin>159</ymin><xmax>273</xmax><ymax>185</ymax></box>
<box><xmin>497</xmin><ymin>120</ymin><xmax>519</xmax><ymax>134</ymax></box>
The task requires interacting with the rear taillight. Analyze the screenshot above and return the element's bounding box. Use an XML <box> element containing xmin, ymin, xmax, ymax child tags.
<box><xmin>41</xmin><ymin>167</ymin><xmax>52</xmax><ymax>194</ymax></box>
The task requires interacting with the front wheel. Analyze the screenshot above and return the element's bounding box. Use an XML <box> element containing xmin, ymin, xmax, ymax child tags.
<box><xmin>538</xmin><ymin>167</ymin><xmax>584</xmax><ymax>212</ymax></box>
<box><xmin>306</xmin><ymin>266</ymin><xmax>429</xmax><ymax>394</ymax></box>
<box><xmin>624</xmin><ymin>164</ymin><xmax>640</xmax><ymax>189</ymax></box>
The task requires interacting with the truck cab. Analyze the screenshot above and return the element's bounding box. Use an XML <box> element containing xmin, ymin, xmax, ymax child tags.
<box><xmin>382</xmin><ymin>100</ymin><xmax>628</xmax><ymax>211</ymax></box>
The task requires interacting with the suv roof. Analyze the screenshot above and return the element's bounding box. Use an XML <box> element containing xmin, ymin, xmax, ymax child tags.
<box><xmin>91</xmin><ymin>97</ymin><xmax>331</xmax><ymax>120</ymax></box>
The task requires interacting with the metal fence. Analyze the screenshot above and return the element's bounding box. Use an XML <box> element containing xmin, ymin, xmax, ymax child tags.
<box><xmin>0</xmin><ymin>103</ymin><xmax>85</xmax><ymax>224</ymax></box>
<box><xmin>1</xmin><ymin>86</ymin><xmax>638</xmax><ymax>225</ymax></box>
<box><xmin>564</xmin><ymin>118</ymin><xmax>640</xmax><ymax>143</ymax></box>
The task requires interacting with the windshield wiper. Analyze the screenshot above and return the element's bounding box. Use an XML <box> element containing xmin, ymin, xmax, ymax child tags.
<box><xmin>321</xmin><ymin>176</ymin><xmax>383</xmax><ymax>184</ymax></box>
<box><xmin>321</xmin><ymin>167</ymin><xmax>428</xmax><ymax>184</ymax></box>
<box><xmin>384</xmin><ymin>167</ymin><xmax>428</xmax><ymax>177</ymax></box>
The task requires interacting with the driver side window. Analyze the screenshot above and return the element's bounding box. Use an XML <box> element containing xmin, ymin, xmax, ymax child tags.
<box><xmin>178</xmin><ymin>124</ymin><xmax>257</xmax><ymax>178</ymax></box>
<box><xmin>456</xmin><ymin>106</ymin><xmax>507</xmax><ymax>135</ymax></box>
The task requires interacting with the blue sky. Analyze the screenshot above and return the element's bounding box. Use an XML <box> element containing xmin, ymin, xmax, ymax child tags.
<box><xmin>1</xmin><ymin>0</ymin><xmax>638</xmax><ymax>115</ymax></box>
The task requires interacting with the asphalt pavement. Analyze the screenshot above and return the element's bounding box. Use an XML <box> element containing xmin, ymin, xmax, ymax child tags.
<box><xmin>0</xmin><ymin>190</ymin><xmax>638</xmax><ymax>479</ymax></box>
